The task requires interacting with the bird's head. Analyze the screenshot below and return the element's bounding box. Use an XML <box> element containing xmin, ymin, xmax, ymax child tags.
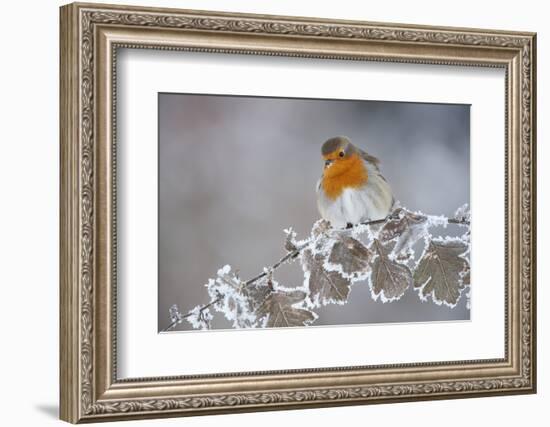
<box><xmin>321</xmin><ymin>136</ymin><xmax>360</xmax><ymax>175</ymax></box>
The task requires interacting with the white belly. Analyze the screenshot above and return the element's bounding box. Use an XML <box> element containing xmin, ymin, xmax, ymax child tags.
<box><xmin>317</xmin><ymin>173</ymin><xmax>393</xmax><ymax>228</ymax></box>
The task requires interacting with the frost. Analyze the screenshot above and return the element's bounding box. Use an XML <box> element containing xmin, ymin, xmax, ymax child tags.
<box><xmin>217</xmin><ymin>264</ymin><xmax>231</xmax><ymax>276</ymax></box>
<box><xmin>206</xmin><ymin>265</ymin><xmax>257</xmax><ymax>328</ymax></box>
<box><xmin>454</xmin><ymin>203</ymin><xmax>471</xmax><ymax>224</ymax></box>
<box><xmin>350</xmin><ymin>223</ymin><xmax>375</xmax><ymax>243</ymax></box>
<box><xmin>186</xmin><ymin>305</ymin><xmax>213</xmax><ymax>330</ymax></box>
<box><xmin>425</xmin><ymin>213</ymin><xmax>449</xmax><ymax>228</ymax></box>
<box><xmin>165</xmin><ymin>203</ymin><xmax>472</xmax><ymax>331</ymax></box>
<box><xmin>460</xmin><ymin>266</ymin><xmax>471</xmax><ymax>287</ymax></box>
<box><xmin>169</xmin><ymin>304</ymin><xmax>183</xmax><ymax>325</ymax></box>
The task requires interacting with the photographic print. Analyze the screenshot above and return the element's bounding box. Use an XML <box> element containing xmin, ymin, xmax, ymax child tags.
<box><xmin>60</xmin><ymin>5</ymin><xmax>536</xmax><ymax>420</ymax></box>
<box><xmin>159</xmin><ymin>94</ymin><xmax>471</xmax><ymax>332</ymax></box>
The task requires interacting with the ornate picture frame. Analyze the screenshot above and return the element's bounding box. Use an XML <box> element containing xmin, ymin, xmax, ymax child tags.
<box><xmin>60</xmin><ymin>2</ymin><xmax>536</xmax><ymax>423</ymax></box>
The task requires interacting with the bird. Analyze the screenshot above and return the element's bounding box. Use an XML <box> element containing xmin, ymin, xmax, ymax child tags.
<box><xmin>316</xmin><ymin>136</ymin><xmax>394</xmax><ymax>229</ymax></box>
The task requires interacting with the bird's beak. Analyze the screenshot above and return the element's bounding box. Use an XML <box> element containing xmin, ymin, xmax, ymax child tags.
<box><xmin>324</xmin><ymin>159</ymin><xmax>334</xmax><ymax>168</ymax></box>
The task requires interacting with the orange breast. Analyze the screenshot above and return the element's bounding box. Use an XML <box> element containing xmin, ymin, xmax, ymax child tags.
<box><xmin>321</xmin><ymin>154</ymin><xmax>368</xmax><ymax>200</ymax></box>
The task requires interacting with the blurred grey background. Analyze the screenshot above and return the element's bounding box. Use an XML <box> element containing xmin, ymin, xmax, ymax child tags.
<box><xmin>158</xmin><ymin>93</ymin><xmax>470</xmax><ymax>332</ymax></box>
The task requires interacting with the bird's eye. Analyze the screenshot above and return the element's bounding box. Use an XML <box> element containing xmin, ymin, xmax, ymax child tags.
<box><xmin>339</xmin><ymin>151</ymin><xmax>345</xmax><ymax>157</ymax></box>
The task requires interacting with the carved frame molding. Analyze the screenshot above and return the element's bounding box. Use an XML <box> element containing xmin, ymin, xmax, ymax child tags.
<box><xmin>60</xmin><ymin>2</ymin><xmax>536</xmax><ymax>423</ymax></box>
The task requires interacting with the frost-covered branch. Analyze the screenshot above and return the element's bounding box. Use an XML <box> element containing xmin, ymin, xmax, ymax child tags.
<box><xmin>163</xmin><ymin>204</ymin><xmax>471</xmax><ymax>332</ymax></box>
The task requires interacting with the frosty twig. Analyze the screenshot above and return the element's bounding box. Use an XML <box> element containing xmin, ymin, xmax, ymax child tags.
<box><xmin>163</xmin><ymin>204</ymin><xmax>471</xmax><ymax>332</ymax></box>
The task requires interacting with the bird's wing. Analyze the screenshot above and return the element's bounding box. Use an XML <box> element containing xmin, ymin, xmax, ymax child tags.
<box><xmin>358</xmin><ymin>148</ymin><xmax>381</xmax><ymax>171</ymax></box>
<box><xmin>359</xmin><ymin>150</ymin><xmax>395</xmax><ymax>208</ymax></box>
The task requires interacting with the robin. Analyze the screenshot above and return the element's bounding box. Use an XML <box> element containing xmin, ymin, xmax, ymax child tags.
<box><xmin>316</xmin><ymin>136</ymin><xmax>394</xmax><ymax>229</ymax></box>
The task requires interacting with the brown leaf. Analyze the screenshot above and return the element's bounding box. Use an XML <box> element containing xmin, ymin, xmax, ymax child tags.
<box><xmin>241</xmin><ymin>280</ymin><xmax>272</xmax><ymax>312</ymax></box>
<box><xmin>414</xmin><ymin>238</ymin><xmax>468</xmax><ymax>306</ymax></box>
<box><xmin>328</xmin><ymin>236</ymin><xmax>373</xmax><ymax>277</ymax></box>
<box><xmin>302</xmin><ymin>248</ymin><xmax>352</xmax><ymax>306</ymax></box>
<box><xmin>255</xmin><ymin>289</ymin><xmax>315</xmax><ymax>328</ymax></box>
<box><xmin>370</xmin><ymin>239</ymin><xmax>412</xmax><ymax>302</ymax></box>
<box><xmin>379</xmin><ymin>208</ymin><xmax>428</xmax><ymax>253</ymax></box>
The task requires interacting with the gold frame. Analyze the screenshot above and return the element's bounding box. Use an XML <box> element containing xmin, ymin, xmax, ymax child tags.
<box><xmin>60</xmin><ymin>2</ymin><xmax>537</xmax><ymax>423</ymax></box>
